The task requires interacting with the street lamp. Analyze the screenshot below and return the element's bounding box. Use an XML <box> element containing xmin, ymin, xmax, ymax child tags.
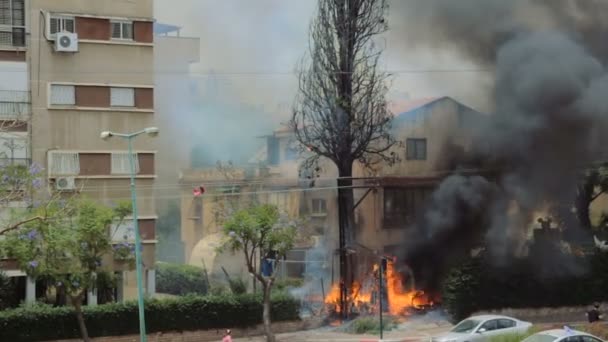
<box><xmin>100</xmin><ymin>127</ymin><xmax>159</xmax><ymax>342</ymax></box>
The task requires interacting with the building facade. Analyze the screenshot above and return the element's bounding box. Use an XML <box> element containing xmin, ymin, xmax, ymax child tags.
<box><xmin>174</xmin><ymin>97</ymin><xmax>483</xmax><ymax>292</ymax></box>
<box><xmin>0</xmin><ymin>0</ymin><xmax>158</xmax><ymax>304</ymax></box>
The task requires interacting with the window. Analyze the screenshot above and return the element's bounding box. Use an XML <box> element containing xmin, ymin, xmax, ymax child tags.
<box><xmin>383</xmin><ymin>187</ymin><xmax>433</xmax><ymax>228</ymax></box>
<box><xmin>311</xmin><ymin>198</ymin><xmax>327</xmax><ymax>215</ymax></box>
<box><xmin>111</xmin><ymin>21</ymin><xmax>133</xmax><ymax>40</ymax></box>
<box><xmin>498</xmin><ymin>319</ymin><xmax>516</xmax><ymax>329</ymax></box>
<box><xmin>110</xmin><ymin>87</ymin><xmax>135</xmax><ymax>107</ymax></box>
<box><xmin>49</xmin><ymin>15</ymin><xmax>75</xmax><ymax>36</ymax></box>
<box><xmin>406</xmin><ymin>138</ymin><xmax>427</xmax><ymax>160</ymax></box>
<box><xmin>111</xmin><ymin>219</ymin><xmax>135</xmax><ymax>242</ymax></box>
<box><xmin>50</xmin><ymin>85</ymin><xmax>75</xmax><ymax>105</ymax></box>
<box><xmin>267</xmin><ymin>136</ymin><xmax>280</xmax><ymax>165</ymax></box>
<box><xmin>497</xmin><ymin>319</ymin><xmax>516</xmax><ymax>329</ymax></box>
<box><xmin>478</xmin><ymin>319</ymin><xmax>498</xmax><ymax>332</ymax></box>
<box><xmin>50</xmin><ymin>152</ymin><xmax>80</xmax><ymax>176</ymax></box>
<box><xmin>111</xmin><ymin>152</ymin><xmax>139</xmax><ymax>175</ymax></box>
<box><xmin>0</xmin><ymin>0</ymin><xmax>25</xmax><ymax>47</ymax></box>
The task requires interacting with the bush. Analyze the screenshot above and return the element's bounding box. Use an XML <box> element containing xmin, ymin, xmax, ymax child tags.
<box><xmin>442</xmin><ymin>250</ymin><xmax>608</xmax><ymax>322</ymax></box>
<box><xmin>273</xmin><ymin>278</ymin><xmax>304</xmax><ymax>292</ymax></box>
<box><xmin>0</xmin><ymin>271</ymin><xmax>18</xmax><ymax>310</ymax></box>
<box><xmin>155</xmin><ymin>262</ymin><xmax>208</xmax><ymax>296</ymax></box>
<box><xmin>0</xmin><ymin>293</ymin><xmax>300</xmax><ymax>342</ymax></box>
<box><xmin>228</xmin><ymin>278</ymin><xmax>247</xmax><ymax>295</ymax></box>
<box><xmin>348</xmin><ymin>316</ymin><xmax>397</xmax><ymax>334</ymax></box>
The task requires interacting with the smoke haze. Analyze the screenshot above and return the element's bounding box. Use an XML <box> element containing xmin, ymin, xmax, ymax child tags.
<box><xmin>393</xmin><ymin>1</ymin><xmax>608</xmax><ymax>270</ymax></box>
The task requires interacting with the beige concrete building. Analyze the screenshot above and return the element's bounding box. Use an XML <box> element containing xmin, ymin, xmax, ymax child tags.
<box><xmin>174</xmin><ymin>97</ymin><xmax>483</xmax><ymax>291</ymax></box>
<box><xmin>0</xmin><ymin>0</ymin><xmax>158</xmax><ymax>304</ymax></box>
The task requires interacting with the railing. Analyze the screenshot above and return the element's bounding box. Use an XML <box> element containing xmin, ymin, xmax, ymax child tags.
<box><xmin>0</xmin><ymin>158</ymin><xmax>30</xmax><ymax>167</ymax></box>
<box><xmin>0</xmin><ymin>91</ymin><xmax>30</xmax><ymax>119</ymax></box>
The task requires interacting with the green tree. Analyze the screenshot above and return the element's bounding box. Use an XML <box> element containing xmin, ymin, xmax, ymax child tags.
<box><xmin>0</xmin><ymin>198</ymin><xmax>133</xmax><ymax>342</ymax></box>
<box><xmin>0</xmin><ymin>162</ymin><xmax>56</xmax><ymax>236</ymax></box>
<box><xmin>220</xmin><ymin>204</ymin><xmax>296</xmax><ymax>342</ymax></box>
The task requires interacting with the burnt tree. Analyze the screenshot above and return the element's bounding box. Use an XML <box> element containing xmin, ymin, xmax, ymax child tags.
<box><xmin>291</xmin><ymin>0</ymin><xmax>396</xmax><ymax>318</ymax></box>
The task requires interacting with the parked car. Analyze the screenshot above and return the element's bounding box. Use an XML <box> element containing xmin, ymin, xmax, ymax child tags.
<box><xmin>432</xmin><ymin>315</ymin><xmax>533</xmax><ymax>342</ymax></box>
<box><xmin>522</xmin><ymin>328</ymin><xmax>605</xmax><ymax>342</ymax></box>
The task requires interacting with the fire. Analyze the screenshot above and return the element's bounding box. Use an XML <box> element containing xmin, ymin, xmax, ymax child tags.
<box><xmin>324</xmin><ymin>259</ymin><xmax>433</xmax><ymax>316</ymax></box>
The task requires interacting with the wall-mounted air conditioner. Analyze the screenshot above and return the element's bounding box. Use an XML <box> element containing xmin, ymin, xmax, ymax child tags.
<box><xmin>55</xmin><ymin>32</ymin><xmax>79</xmax><ymax>52</ymax></box>
<box><xmin>55</xmin><ymin>177</ymin><xmax>76</xmax><ymax>191</ymax></box>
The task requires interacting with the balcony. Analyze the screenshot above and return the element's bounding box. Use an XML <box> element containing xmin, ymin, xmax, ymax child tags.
<box><xmin>0</xmin><ymin>91</ymin><xmax>29</xmax><ymax>120</ymax></box>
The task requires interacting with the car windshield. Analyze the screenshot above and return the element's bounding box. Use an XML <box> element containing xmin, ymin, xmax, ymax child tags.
<box><xmin>521</xmin><ymin>334</ymin><xmax>558</xmax><ymax>342</ymax></box>
<box><xmin>451</xmin><ymin>319</ymin><xmax>480</xmax><ymax>333</ymax></box>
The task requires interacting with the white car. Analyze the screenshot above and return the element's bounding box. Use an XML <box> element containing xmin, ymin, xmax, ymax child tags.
<box><xmin>432</xmin><ymin>315</ymin><xmax>533</xmax><ymax>342</ymax></box>
<box><xmin>522</xmin><ymin>328</ymin><xmax>605</xmax><ymax>342</ymax></box>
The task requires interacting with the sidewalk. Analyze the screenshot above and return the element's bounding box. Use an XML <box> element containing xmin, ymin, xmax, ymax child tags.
<box><xmin>233</xmin><ymin>324</ymin><xmax>449</xmax><ymax>342</ymax></box>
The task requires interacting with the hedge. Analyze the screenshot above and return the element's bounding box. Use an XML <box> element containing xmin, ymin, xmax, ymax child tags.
<box><xmin>155</xmin><ymin>262</ymin><xmax>209</xmax><ymax>296</ymax></box>
<box><xmin>0</xmin><ymin>293</ymin><xmax>300</xmax><ymax>342</ymax></box>
<box><xmin>442</xmin><ymin>249</ymin><xmax>608</xmax><ymax>322</ymax></box>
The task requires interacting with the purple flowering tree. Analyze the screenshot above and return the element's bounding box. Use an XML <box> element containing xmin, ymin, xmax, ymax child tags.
<box><xmin>0</xmin><ymin>198</ymin><xmax>133</xmax><ymax>342</ymax></box>
<box><xmin>0</xmin><ymin>162</ymin><xmax>69</xmax><ymax>236</ymax></box>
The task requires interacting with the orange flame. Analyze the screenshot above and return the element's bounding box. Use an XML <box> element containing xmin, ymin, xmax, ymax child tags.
<box><xmin>324</xmin><ymin>260</ymin><xmax>432</xmax><ymax>315</ymax></box>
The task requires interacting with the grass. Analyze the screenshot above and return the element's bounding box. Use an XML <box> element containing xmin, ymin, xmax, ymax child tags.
<box><xmin>349</xmin><ymin>316</ymin><xmax>399</xmax><ymax>335</ymax></box>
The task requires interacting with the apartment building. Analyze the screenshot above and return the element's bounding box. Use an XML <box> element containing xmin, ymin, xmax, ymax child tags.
<box><xmin>0</xmin><ymin>0</ymin><xmax>158</xmax><ymax>304</ymax></box>
<box><xmin>178</xmin><ymin>129</ymin><xmax>339</xmax><ymax>287</ymax></box>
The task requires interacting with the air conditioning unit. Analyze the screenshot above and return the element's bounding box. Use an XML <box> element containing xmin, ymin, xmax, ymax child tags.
<box><xmin>55</xmin><ymin>177</ymin><xmax>76</xmax><ymax>191</ymax></box>
<box><xmin>55</xmin><ymin>32</ymin><xmax>79</xmax><ymax>52</ymax></box>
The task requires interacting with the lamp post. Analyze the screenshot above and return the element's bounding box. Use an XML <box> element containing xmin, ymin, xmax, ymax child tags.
<box><xmin>100</xmin><ymin>127</ymin><xmax>159</xmax><ymax>342</ymax></box>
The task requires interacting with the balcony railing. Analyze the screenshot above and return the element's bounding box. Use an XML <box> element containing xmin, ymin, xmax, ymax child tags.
<box><xmin>0</xmin><ymin>158</ymin><xmax>30</xmax><ymax>167</ymax></box>
<box><xmin>0</xmin><ymin>91</ymin><xmax>30</xmax><ymax>119</ymax></box>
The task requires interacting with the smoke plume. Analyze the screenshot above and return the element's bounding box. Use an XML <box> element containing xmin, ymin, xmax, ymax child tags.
<box><xmin>394</xmin><ymin>0</ymin><xmax>608</xmax><ymax>271</ymax></box>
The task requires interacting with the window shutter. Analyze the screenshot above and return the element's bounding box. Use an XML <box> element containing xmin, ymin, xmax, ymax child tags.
<box><xmin>64</xmin><ymin>18</ymin><xmax>74</xmax><ymax>33</ymax></box>
<box><xmin>111</xmin><ymin>22</ymin><xmax>121</xmax><ymax>38</ymax></box>
<box><xmin>416</xmin><ymin>140</ymin><xmax>427</xmax><ymax>160</ymax></box>
<box><xmin>122</xmin><ymin>23</ymin><xmax>133</xmax><ymax>39</ymax></box>
<box><xmin>50</xmin><ymin>152</ymin><xmax>80</xmax><ymax>175</ymax></box>
<box><xmin>0</xmin><ymin>0</ymin><xmax>10</xmax><ymax>25</ymax></box>
<box><xmin>406</xmin><ymin>139</ymin><xmax>414</xmax><ymax>160</ymax></box>
<box><xmin>111</xmin><ymin>152</ymin><xmax>139</xmax><ymax>174</ymax></box>
<box><xmin>49</xmin><ymin>17</ymin><xmax>59</xmax><ymax>34</ymax></box>
<box><xmin>110</xmin><ymin>88</ymin><xmax>135</xmax><ymax>107</ymax></box>
<box><xmin>50</xmin><ymin>85</ymin><xmax>75</xmax><ymax>105</ymax></box>
<box><xmin>11</xmin><ymin>0</ymin><xmax>24</xmax><ymax>26</ymax></box>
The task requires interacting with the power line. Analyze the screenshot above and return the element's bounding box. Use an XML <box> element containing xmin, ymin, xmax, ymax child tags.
<box><xmin>0</xmin><ymin>68</ymin><xmax>494</xmax><ymax>76</ymax></box>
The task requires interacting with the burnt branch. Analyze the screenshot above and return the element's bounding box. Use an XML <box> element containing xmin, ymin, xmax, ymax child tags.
<box><xmin>291</xmin><ymin>0</ymin><xmax>396</xmax><ymax>173</ymax></box>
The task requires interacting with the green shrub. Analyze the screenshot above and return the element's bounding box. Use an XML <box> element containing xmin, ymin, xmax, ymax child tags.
<box><xmin>441</xmin><ymin>250</ymin><xmax>608</xmax><ymax>322</ymax></box>
<box><xmin>0</xmin><ymin>293</ymin><xmax>300</xmax><ymax>342</ymax></box>
<box><xmin>0</xmin><ymin>271</ymin><xmax>18</xmax><ymax>310</ymax></box>
<box><xmin>228</xmin><ymin>278</ymin><xmax>247</xmax><ymax>295</ymax></box>
<box><xmin>155</xmin><ymin>262</ymin><xmax>208</xmax><ymax>296</ymax></box>
<box><xmin>349</xmin><ymin>316</ymin><xmax>397</xmax><ymax>335</ymax></box>
<box><xmin>273</xmin><ymin>278</ymin><xmax>304</xmax><ymax>292</ymax></box>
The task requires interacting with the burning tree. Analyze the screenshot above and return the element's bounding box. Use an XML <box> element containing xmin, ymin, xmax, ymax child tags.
<box><xmin>291</xmin><ymin>0</ymin><xmax>396</xmax><ymax>317</ymax></box>
<box><xmin>220</xmin><ymin>204</ymin><xmax>296</xmax><ymax>342</ymax></box>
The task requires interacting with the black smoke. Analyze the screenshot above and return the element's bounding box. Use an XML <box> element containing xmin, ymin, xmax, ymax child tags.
<box><xmin>391</xmin><ymin>0</ymin><xmax>608</xmax><ymax>288</ymax></box>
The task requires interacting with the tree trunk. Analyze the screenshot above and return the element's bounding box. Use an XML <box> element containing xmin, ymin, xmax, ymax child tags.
<box><xmin>72</xmin><ymin>294</ymin><xmax>91</xmax><ymax>342</ymax></box>
<box><xmin>262</xmin><ymin>284</ymin><xmax>275</xmax><ymax>342</ymax></box>
<box><xmin>576</xmin><ymin>183</ymin><xmax>593</xmax><ymax>230</ymax></box>
<box><xmin>337</xmin><ymin>163</ymin><xmax>355</xmax><ymax>319</ymax></box>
